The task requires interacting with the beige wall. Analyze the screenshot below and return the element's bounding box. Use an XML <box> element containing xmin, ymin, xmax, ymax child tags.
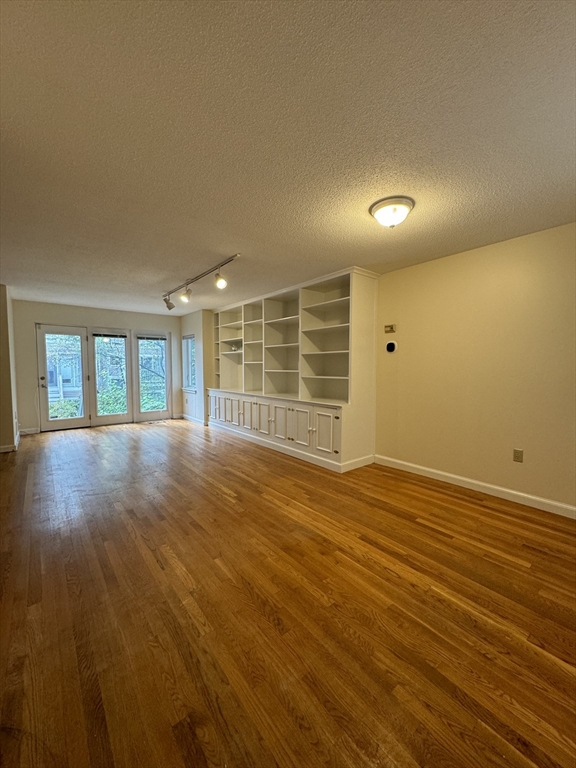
<box><xmin>376</xmin><ymin>223</ymin><xmax>576</xmax><ymax>507</ymax></box>
<box><xmin>13</xmin><ymin>300</ymin><xmax>182</xmax><ymax>431</ymax></box>
<box><xmin>181</xmin><ymin>309</ymin><xmax>214</xmax><ymax>424</ymax></box>
<box><xmin>0</xmin><ymin>285</ymin><xmax>18</xmax><ymax>449</ymax></box>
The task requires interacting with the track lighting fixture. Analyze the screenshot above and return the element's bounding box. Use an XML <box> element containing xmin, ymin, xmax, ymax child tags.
<box><xmin>162</xmin><ymin>253</ymin><xmax>239</xmax><ymax>310</ymax></box>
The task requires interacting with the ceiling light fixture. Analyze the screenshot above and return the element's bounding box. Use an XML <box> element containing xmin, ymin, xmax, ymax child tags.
<box><xmin>162</xmin><ymin>253</ymin><xmax>239</xmax><ymax>311</ymax></box>
<box><xmin>369</xmin><ymin>196</ymin><xmax>415</xmax><ymax>228</ymax></box>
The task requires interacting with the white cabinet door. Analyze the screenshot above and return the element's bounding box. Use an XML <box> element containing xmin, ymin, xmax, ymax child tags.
<box><xmin>241</xmin><ymin>398</ymin><xmax>254</xmax><ymax>430</ymax></box>
<box><xmin>292</xmin><ymin>403</ymin><xmax>313</xmax><ymax>448</ymax></box>
<box><xmin>230</xmin><ymin>395</ymin><xmax>241</xmax><ymax>427</ymax></box>
<box><xmin>209</xmin><ymin>393</ymin><xmax>218</xmax><ymax>420</ymax></box>
<box><xmin>241</xmin><ymin>399</ymin><xmax>261</xmax><ymax>433</ymax></box>
<box><xmin>257</xmin><ymin>400</ymin><xmax>270</xmax><ymax>435</ymax></box>
<box><xmin>217</xmin><ymin>394</ymin><xmax>227</xmax><ymax>423</ymax></box>
<box><xmin>312</xmin><ymin>406</ymin><xmax>342</xmax><ymax>457</ymax></box>
<box><xmin>270</xmin><ymin>401</ymin><xmax>290</xmax><ymax>443</ymax></box>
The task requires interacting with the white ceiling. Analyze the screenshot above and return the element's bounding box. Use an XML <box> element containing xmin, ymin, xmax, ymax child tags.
<box><xmin>1</xmin><ymin>0</ymin><xmax>574</xmax><ymax>315</ymax></box>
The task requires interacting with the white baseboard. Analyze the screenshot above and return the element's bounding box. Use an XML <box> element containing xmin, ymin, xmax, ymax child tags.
<box><xmin>374</xmin><ymin>455</ymin><xmax>576</xmax><ymax>519</ymax></box>
<box><xmin>341</xmin><ymin>454</ymin><xmax>376</xmax><ymax>472</ymax></box>
<box><xmin>211</xmin><ymin>421</ymin><xmax>344</xmax><ymax>472</ymax></box>
<box><xmin>20</xmin><ymin>427</ymin><xmax>40</xmax><ymax>435</ymax></box>
<box><xmin>0</xmin><ymin>444</ymin><xmax>17</xmax><ymax>453</ymax></box>
<box><xmin>181</xmin><ymin>414</ymin><xmax>208</xmax><ymax>426</ymax></box>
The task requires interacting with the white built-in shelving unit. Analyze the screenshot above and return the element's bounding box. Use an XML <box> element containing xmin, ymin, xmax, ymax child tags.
<box><xmin>209</xmin><ymin>268</ymin><xmax>377</xmax><ymax>472</ymax></box>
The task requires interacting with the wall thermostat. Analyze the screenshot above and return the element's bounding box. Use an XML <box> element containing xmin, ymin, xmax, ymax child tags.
<box><xmin>386</xmin><ymin>341</ymin><xmax>397</xmax><ymax>353</ymax></box>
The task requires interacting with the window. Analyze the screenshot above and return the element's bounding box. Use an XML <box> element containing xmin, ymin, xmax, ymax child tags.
<box><xmin>183</xmin><ymin>335</ymin><xmax>196</xmax><ymax>390</ymax></box>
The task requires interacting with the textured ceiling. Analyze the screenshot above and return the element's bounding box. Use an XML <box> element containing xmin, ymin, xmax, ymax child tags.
<box><xmin>1</xmin><ymin>0</ymin><xmax>575</xmax><ymax>315</ymax></box>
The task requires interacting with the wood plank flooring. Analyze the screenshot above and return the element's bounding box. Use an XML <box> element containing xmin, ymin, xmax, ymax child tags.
<box><xmin>0</xmin><ymin>420</ymin><xmax>575</xmax><ymax>768</ymax></box>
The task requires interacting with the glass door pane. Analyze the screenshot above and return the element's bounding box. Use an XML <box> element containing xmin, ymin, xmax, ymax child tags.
<box><xmin>137</xmin><ymin>337</ymin><xmax>168</xmax><ymax>413</ymax></box>
<box><xmin>46</xmin><ymin>333</ymin><xmax>84</xmax><ymax>419</ymax></box>
<box><xmin>93</xmin><ymin>335</ymin><xmax>131</xmax><ymax>424</ymax></box>
<box><xmin>37</xmin><ymin>326</ymin><xmax>90</xmax><ymax>432</ymax></box>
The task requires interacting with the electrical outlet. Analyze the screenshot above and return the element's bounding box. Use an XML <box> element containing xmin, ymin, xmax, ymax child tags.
<box><xmin>185</xmin><ymin>397</ymin><xmax>188</xmax><ymax>404</ymax></box>
<box><xmin>513</xmin><ymin>449</ymin><xmax>523</xmax><ymax>463</ymax></box>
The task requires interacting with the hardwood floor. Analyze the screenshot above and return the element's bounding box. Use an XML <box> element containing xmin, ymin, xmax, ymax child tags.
<box><xmin>0</xmin><ymin>421</ymin><xmax>574</xmax><ymax>768</ymax></box>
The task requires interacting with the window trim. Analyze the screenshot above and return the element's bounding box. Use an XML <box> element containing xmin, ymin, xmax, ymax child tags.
<box><xmin>182</xmin><ymin>334</ymin><xmax>197</xmax><ymax>393</ymax></box>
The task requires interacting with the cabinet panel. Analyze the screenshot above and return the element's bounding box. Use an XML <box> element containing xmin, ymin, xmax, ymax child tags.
<box><xmin>257</xmin><ymin>401</ymin><xmax>271</xmax><ymax>436</ymax></box>
<box><xmin>293</xmin><ymin>404</ymin><xmax>312</xmax><ymax>448</ymax></box>
<box><xmin>241</xmin><ymin>399</ymin><xmax>253</xmax><ymax>430</ymax></box>
<box><xmin>313</xmin><ymin>407</ymin><xmax>341</xmax><ymax>456</ymax></box>
<box><xmin>209</xmin><ymin>394</ymin><xmax>218</xmax><ymax>420</ymax></box>
<box><xmin>230</xmin><ymin>396</ymin><xmax>241</xmax><ymax>426</ymax></box>
<box><xmin>270</xmin><ymin>401</ymin><xmax>289</xmax><ymax>442</ymax></box>
<box><xmin>217</xmin><ymin>394</ymin><xmax>227</xmax><ymax>423</ymax></box>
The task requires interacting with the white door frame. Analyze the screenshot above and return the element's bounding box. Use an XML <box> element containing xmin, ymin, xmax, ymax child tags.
<box><xmin>89</xmin><ymin>328</ymin><xmax>134</xmax><ymax>426</ymax></box>
<box><xmin>36</xmin><ymin>324</ymin><xmax>91</xmax><ymax>432</ymax></box>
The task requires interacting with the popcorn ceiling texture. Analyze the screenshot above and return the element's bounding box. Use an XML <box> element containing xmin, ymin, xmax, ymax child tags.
<box><xmin>1</xmin><ymin>0</ymin><xmax>574</xmax><ymax>314</ymax></box>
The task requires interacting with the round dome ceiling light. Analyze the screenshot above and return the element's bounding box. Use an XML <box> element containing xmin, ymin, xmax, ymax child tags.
<box><xmin>369</xmin><ymin>196</ymin><xmax>415</xmax><ymax>228</ymax></box>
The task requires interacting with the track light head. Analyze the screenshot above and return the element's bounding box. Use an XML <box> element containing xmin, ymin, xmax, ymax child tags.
<box><xmin>181</xmin><ymin>286</ymin><xmax>192</xmax><ymax>303</ymax></box>
<box><xmin>163</xmin><ymin>296</ymin><xmax>175</xmax><ymax>310</ymax></box>
<box><xmin>215</xmin><ymin>272</ymin><xmax>227</xmax><ymax>290</ymax></box>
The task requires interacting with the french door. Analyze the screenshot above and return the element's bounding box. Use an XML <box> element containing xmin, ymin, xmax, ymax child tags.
<box><xmin>133</xmin><ymin>335</ymin><xmax>171</xmax><ymax>422</ymax></box>
<box><xmin>36</xmin><ymin>325</ymin><xmax>171</xmax><ymax>431</ymax></box>
<box><xmin>37</xmin><ymin>325</ymin><xmax>91</xmax><ymax>432</ymax></box>
<box><xmin>90</xmin><ymin>332</ymin><xmax>133</xmax><ymax>426</ymax></box>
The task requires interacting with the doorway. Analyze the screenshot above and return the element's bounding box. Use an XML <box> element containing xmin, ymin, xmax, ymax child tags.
<box><xmin>37</xmin><ymin>325</ymin><xmax>91</xmax><ymax>432</ymax></box>
<box><xmin>36</xmin><ymin>325</ymin><xmax>172</xmax><ymax>431</ymax></box>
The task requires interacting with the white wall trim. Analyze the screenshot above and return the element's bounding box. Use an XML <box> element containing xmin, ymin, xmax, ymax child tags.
<box><xmin>341</xmin><ymin>454</ymin><xmax>375</xmax><ymax>472</ymax></box>
<box><xmin>20</xmin><ymin>427</ymin><xmax>40</xmax><ymax>435</ymax></box>
<box><xmin>14</xmin><ymin>431</ymin><xmax>20</xmax><ymax>449</ymax></box>
<box><xmin>374</xmin><ymin>455</ymin><xmax>576</xmax><ymax>519</ymax></box>
<box><xmin>181</xmin><ymin>414</ymin><xmax>207</xmax><ymax>425</ymax></box>
<box><xmin>0</xmin><ymin>444</ymin><xmax>17</xmax><ymax>453</ymax></box>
